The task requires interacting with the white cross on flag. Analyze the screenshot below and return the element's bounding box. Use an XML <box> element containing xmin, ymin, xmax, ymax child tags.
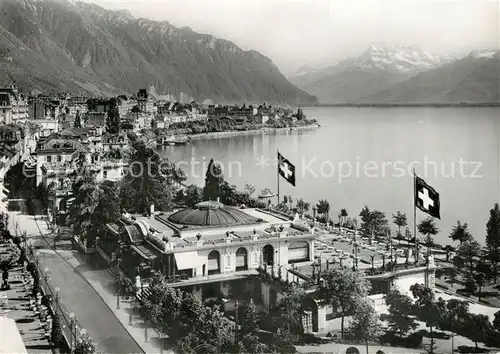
<box><xmin>277</xmin><ymin>152</ymin><xmax>295</xmax><ymax>187</ymax></box>
<box><xmin>415</xmin><ymin>176</ymin><xmax>440</xmax><ymax>219</ymax></box>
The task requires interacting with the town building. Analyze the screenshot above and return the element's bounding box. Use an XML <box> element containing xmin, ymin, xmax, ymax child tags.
<box><xmin>101</xmin><ymin>201</ymin><xmax>314</xmax><ymax>299</ymax></box>
<box><xmin>151</xmin><ymin>116</ymin><xmax>166</xmax><ymax>130</ymax></box>
<box><xmin>36</xmin><ymin>134</ymin><xmax>127</xmax><ymax>211</ymax></box>
<box><xmin>0</xmin><ymin>93</ymin><xmax>13</xmax><ymax>124</ymax></box>
<box><xmin>102</xmin><ymin>132</ymin><xmax>129</xmax><ymax>152</ymax></box>
<box><xmin>28</xmin><ymin>97</ymin><xmax>47</xmax><ymax>120</ymax></box>
<box><xmin>0</xmin><ymin>87</ymin><xmax>28</xmax><ymax>124</ymax></box>
<box><xmin>30</xmin><ymin>119</ymin><xmax>59</xmax><ymax>138</ymax></box>
<box><xmin>137</xmin><ymin>89</ymin><xmax>154</xmax><ymax>113</ymax></box>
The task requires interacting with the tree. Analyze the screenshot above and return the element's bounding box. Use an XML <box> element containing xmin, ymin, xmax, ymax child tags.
<box><xmin>239</xmin><ymin>299</ymin><xmax>263</xmax><ymax>353</ymax></box>
<box><xmin>184</xmin><ymin>184</ymin><xmax>203</xmax><ymax>207</ymax></box>
<box><xmin>74</xmin><ymin>110</ymin><xmax>82</xmax><ymax>128</ymax></box>
<box><xmin>449</xmin><ymin>221</ymin><xmax>472</xmax><ymax>244</ymax></box>
<box><xmin>106</xmin><ymin>99</ymin><xmax>120</xmax><ymax>134</ymax></box>
<box><xmin>417</xmin><ymin>217</ymin><xmax>439</xmax><ymax>246</ymax></box>
<box><xmin>381</xmin><ymin>289</ymin><xmax>418</xmax><ymax>336</ymax></box>
<box><xmin>296</xmin><ymin>198</ymin><xmax>310</xmax><ymax>215</ymax></box>
<box><xmin>359</xmin><ymin>206</ymin><xmax>389</xmax><ymax>236</ymax></box>
<box><xmin>465</xmin><ymin>313</ymin><xmax>494</xmax><ymax>350</ymax></box>
<box><xmin>243</xmin><ymin>183</ymin><xmax>256</xmax><ymax>198</ymax></box>
<box><xmin>316</xmin><ymin>199</ymin><xmax>330</xmax><ymax>223</ymax></box>
<box><xmin>275</xmin><ymin>284</ymin><xmax>306</xmax><ymax>334</ymax></box>
<box><xmin>445</xmin><ymin>299</ymin><xmax>469</xmax><ymax>335</ymax></box>
<box><xmin>410</xmin><ymin>284</ymin><xmax>447</xmax><ymax>354</ymax></box>
<box><xmin>485</xmin><ymin>203</ymin><xmax>500</xmax><ymax>284</ymax></box>
<box><xmin>475</xmin><ymin>260</ymin><xmax>493</xmax><ymax>285</ymax></box>
<box><xmin>203</xmin><ymin>158</ymin><xmax>225</xmax><ymax>201</ymax></box>
<box><xmin>120</xmin><ymin>140</ymin><xmax>183</xmax><ymax>213</ymax></box>
<box><xmin>448</xmin><ymin>267</ymin><xmax>459</xmax><ymax>289</ymax></box>
<box><xmin>174</xmin><ymin>293</ymin><xmax>234</xmax><ymax>353</ymax></box>
<box><xmin>392</xmin><ymin>211</ymin><xmax>408</xmax><ymax>237</ymax></box>
<box><xmin>317</xmin><ymin>267</ymin><xmax>371</xmax><ymax>339</ymax></box>
<box><xmin>457</xmin><ymin>239</ymin><xmax>481</xmax><ymax>275</ymax></box>
<box><xmin>240</xmin><ymin>298</ymin><xmax>259</xmax><ymax>337</ymax></box>
<box><xmin>92</xmin><ymin>180</ymin><xmax>121</xmax><ymax>235</ymax></box>
<box><xmin>493</xmin><ymin>310</ymin><xmax>500</xmax><ymax>331</ymax></box>
<box><xmin>464</xmin><ymin>275</ymin><xmax>478</xmax><ymax>293</ymax></box>
<box><xmin>67</xmin><ymin>167</ymin><xmax>101</xmax><ymax>245</ymax></box>
<box><xmin>349</xmin><ymin>299</ymin><xmax>382</xmax><ymax>354</ymax></box>
<box><xmin>474</xmin><ymin>272</ymin><xmax>486</xmax><ymax>299</ymax></box>
<box><xmin>340</xmin><ymin>208</ymin><xmax>348</xmax><ymax>227</ymax></box>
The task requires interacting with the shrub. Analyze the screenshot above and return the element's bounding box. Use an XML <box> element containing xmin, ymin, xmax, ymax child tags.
<box><xmin>51</xmin><ymin>313</ymin><xmax>65</xmax><ymax>347</ymax></box>
<box><xmin>464</xmin><ymin>278</ymin><xmax>478</xmax><ymax>293</ymax></box>
<box><xmin>406</xmin><ymin>332</ymin><xmax>424</xmax><ymax>348</ymax></box>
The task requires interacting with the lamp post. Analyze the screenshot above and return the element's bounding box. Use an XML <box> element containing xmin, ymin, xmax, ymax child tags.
<box><xmin>22</xmin><ymin>230</ymin><xmax>27</xmax><ymax>250</ymax></box>
<box><xmin>43</xmin><ymin>267</ymin><xmax>50</xmax><ymax>293</ymax></box>
<box><xmin>69</xmin><ymin>312</ymin><xmax>76</xmax><ymax>354</ymax></box>
<box><xmin>79</xmin><ymin>328</ymin><xmax>87</xmax><ymax>341</ymax></box>
<box><xmin>55</xmin><ymin>287</ymin><xmax>60</xmax><ymax>303</ymax></box>
<box><xmin>116</xmin><ymin>265</ymin><xmax>121</xmax><ymax>310</ymax></box>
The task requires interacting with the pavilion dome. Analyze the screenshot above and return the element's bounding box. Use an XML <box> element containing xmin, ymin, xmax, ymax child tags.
<box><xmin>167</xmin><ymin>201</ymin><xmax>262</xmax><ymax>227</ymax></box>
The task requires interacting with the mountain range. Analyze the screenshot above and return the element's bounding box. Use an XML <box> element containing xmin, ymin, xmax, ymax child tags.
<box><xmin>0</xmin><ymin>0</ymin><xmax>316</xmax><ymax>105</ymax></box>
<box><xmin>289</xmin><ymin>46</ymin><xmax>500</xmax><ymax>104</ymax></box>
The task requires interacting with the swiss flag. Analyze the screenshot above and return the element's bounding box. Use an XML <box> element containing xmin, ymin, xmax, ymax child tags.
<box><xmin>277</xmin><ymin>152</ymin><xmax>295</xmax><ymax>187</ymax></box>
<box><xmin>415</xmin><ymin>176</ymin><xmax>440</xmax><ymax>219</ymax></box>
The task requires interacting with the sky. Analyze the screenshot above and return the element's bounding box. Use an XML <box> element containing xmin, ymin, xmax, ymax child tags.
<box><xmin>89</xmin><ymin>0</ymin><xmax>499</xmax><ymax>74</ymax></box>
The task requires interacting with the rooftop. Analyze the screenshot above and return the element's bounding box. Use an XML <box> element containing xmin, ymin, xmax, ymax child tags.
<box><xmin>166</xmin><ymin>201</ymin><xmax>264</xmax><ymax>228</ymax></box>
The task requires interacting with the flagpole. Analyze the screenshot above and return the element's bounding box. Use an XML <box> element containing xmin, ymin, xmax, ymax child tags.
<box><xmin>277</xmin><ymin>149</ymin><xmax>280</xmax><ymax>206</ymax></box>
<box><xmin>413</xmin><ymin>168</ymin><xmax>417</xmax><ymax>264</ymax></box>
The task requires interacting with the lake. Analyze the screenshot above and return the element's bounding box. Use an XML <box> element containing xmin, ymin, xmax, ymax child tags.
<box><xmin>157</xmin><ymin>107</ymin><xmax>500</xmax><ymax>246</ymax></box>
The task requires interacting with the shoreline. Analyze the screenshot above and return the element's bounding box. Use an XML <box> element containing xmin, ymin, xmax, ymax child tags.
<box><xmin>178</xmin><ymin>124</ymin><xmax>320</xmax><ymax>141</ymax></box>
<box><xmin>303</xmin><ymin>103</ymin><xmax>500</xmax><ymax>108</ymax></box>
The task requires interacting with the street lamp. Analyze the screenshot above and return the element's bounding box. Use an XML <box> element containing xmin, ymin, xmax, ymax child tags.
<box><xmin>43</xmin><ymin>267</ymin><xmax>50</xmax><ymax>293</ymax></box>
<box><xmin>69</xmin><ymin>312</ymin><xmax>76</xmax><ymax>354</ymax></box>
<box><xmin>55</xmin><ymin>287</ymin><xmax>60</xmax><ymax>303</ymax></box>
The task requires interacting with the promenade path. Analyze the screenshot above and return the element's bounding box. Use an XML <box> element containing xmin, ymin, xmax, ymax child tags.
<box><xmin>8</xmin><ymin>211</ymin><xmax>150</xmax><ymax>354</ymax></box>
<box><xmin>0</xmin><ymin>241</ymin><xmax>53</xmax><ymax>354</ymax></box>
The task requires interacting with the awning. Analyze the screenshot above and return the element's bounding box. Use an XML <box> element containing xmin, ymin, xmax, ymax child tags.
<box><xmin>174</xmin><ymin>251</ymin><xmax>205</xmax><ymax>270</ymax></box>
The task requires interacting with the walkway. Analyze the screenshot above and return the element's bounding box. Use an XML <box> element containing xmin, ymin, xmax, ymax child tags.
<box><xmin>0</xmin><ymin>241</ymin><xmax>53</xmax><ymax>354</ymax></box>
<box><xmin>8</xmin><ymin>212</ymin><xmax>149</xmax><ymax>354</ymax></box>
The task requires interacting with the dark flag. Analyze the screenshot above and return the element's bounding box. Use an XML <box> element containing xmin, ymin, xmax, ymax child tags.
<box><xmin>415</xmin><ymin>176</ymin><xmax>440</xmax><ymax>219</ymax></box>
<box><xmin>277</xmin><ymin>152</ymin><xmax>296</xmax><ymax>187</ymax></box>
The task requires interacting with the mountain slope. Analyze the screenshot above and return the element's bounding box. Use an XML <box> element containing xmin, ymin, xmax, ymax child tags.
<box><xmin>290</xmin><ymin>46</ymin><xmax>453</xmax><ymax>103</ymax></box>
<box><xmin>359</xmin><ymin>51</ymin><xmax>500</xmax><ymax>103</ymax></box>
<box><xmin>0</xmin><ymin>0</ymin><xmax>316</xmax><ymax>104</ymax></box>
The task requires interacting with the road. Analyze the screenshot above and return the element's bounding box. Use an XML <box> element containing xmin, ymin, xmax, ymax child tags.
<box><xmin>10</xmin><ymin>212</ymin><xmax>144</xmax><ymax>354</ymax></box>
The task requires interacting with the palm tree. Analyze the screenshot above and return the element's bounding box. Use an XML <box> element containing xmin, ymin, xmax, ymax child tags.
<box><xmin>392</xmin><ymin>211</ymin><xmax>408</xmax><ymax>238</ymax></box>
<box><xmin>340</xmin><ymin>209</ymin><xmax>348</xmax><ymax>227</ymax></box>
<box><xmin>417</xmin><ymin>217</ymin><xmax>440</xmax><ymax>264</ymax></box>
<box><xmin>316</xmin><ymin>199</ymin><xmax>330</xmax><ymax>225</ymax></box>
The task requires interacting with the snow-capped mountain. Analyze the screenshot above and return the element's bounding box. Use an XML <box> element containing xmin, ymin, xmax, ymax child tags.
<box><xmin>360</xmin><ymin>50</ymin><xmax>500</xmax><ymax>103</ymax></box>
<box><xmin>346</xmin><ymin>45</ymin><xmax>454</xmax><ymax>74</ymax></box>
<box><xmin>289</xmin><ymin>46</ymin><xmax>455</xmax><ymax>103</ymax></box>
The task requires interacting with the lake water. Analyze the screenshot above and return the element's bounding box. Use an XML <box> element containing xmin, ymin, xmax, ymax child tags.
<box><xmin>158</xmin><ymin>107</ymin><xmax>500</xmax><ymax>246</ymax></box>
